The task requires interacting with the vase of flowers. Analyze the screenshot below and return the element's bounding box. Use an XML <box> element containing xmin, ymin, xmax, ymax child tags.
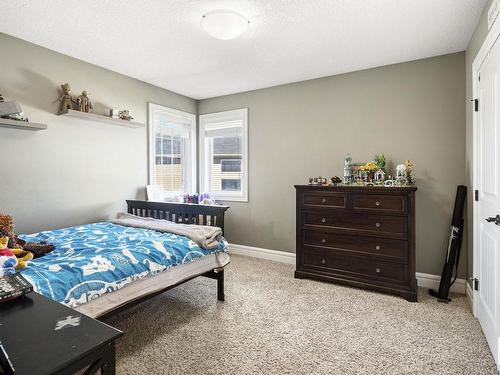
<box><xmin>360</xmin><ymin>161</ymin><xmax>378</xmax><ymax>181</ymax></box>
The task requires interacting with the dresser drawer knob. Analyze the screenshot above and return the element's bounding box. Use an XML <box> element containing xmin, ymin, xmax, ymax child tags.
<box><xmin>321</xmin><ymin>259</ymin><xmax>326</xmax><ymax>264</ymax></box>
<box><xmin>321</xmin><ymin>217</ymin><xmax>326</xmax><ymax>223</ymax></box>
<box><xmin>321</xmin><ymin>198</ymin><xmax>327</xmax><ymax>204</ymax></box>
<box><xmin>375</xmin><ymin>201</ymin><xmax>381</xmax><ymax>206</ymax></box>
<box><xmin>321</xmin><ymin>238</ymin><xmax>327</xmax><ymax>244</ymax></box>
<box><xmin>375</xmin><ymin>268</ymin><xmax>381</xmax><ymax>273</ymax></box>
<box><xmin>375</xmin><ymin>245</ymin><xmax>381</xmax><ymax>250</ymax></box>
<box><xmin>375</xmin><ymin>222</ymin><xmax>381</xmax><ymax>228</ymax></box>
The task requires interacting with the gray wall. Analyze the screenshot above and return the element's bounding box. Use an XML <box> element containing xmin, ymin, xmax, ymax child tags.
<box><xmin>465</xmin><ymin>0</ymin><xmax>494</xmax><ymax>283</ymax></box>
<box><xmin>0</xmin><ymin>33</ymin><xmax>197</xmax><ymax>234</ymax></box>
<box><xmin>0</xmin><ymin>32</ymin><xmax>468</xmax><ymax>278</ymax></box>
<box><xmin>199</xmin><ymin>53</ymin><xmax>467</xmax><ymax>277</ymax></box>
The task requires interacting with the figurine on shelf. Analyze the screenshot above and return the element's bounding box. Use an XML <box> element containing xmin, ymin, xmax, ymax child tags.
<box><xmin>76</xmin><ymin>91</ymin><xmax>93</xmax><ymax>113</ymax></box>
<box><xmin>343</xmin><ymin>154</ymin><xmax>352</xmax><ymax>184</ymax></box>
<box><xmin>118</xmin><ymin>109</ymin><xmax>133</xmax><ymax>121</ymax></box>
<box><xmin>405</xmin><ymin>160</ymin><xmax>415</xmax><ymax>185</ymax></box>
<box><xmin>57</xmin><ymin>83</ymin><xmax>75</xmax><ymax>114</ymax></box>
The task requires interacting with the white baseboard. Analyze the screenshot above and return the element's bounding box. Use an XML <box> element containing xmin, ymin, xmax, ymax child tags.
<box><xmin>229</xmin><ymin>243</ymin><xmax>466</xmax><ymax>295</ymax></box>
<box><xmin>229</xmin><ymin>243</ymin><xmax>296</xmax><ymax>265</ymax></box>
<box><xmin>414</xmin><ymin>272</ymin><xmax>466</xmax><ymax>294</ymax></box>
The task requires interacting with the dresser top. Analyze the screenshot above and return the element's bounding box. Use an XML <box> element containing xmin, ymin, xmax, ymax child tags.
<box><xmin>294</xmin><ymin>184</ymin><xmax>417</xmax><ymax>192</ymax></box>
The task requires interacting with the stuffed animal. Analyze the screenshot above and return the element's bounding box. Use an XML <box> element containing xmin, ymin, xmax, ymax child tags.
<box><xmin>0</xmin><ymin>255</ymin><xmax>17</xmax><ymax>277</ymax></box>
<box><xmin>0</xmin><ymin>235</ymin><xmax>33</xmax><ymax>270</ymax></box>
<box><xmin>14</xmin><ymin>237</ymin><xmax>54</xmax><ymax>258</ymax></box>
<box><xmin>0</xmin><ymin>214</ymin><xmax>55</xmax><ymax>274</ymax></box>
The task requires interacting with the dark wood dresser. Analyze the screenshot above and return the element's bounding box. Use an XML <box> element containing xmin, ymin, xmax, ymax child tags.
<box><xmin>295</xmin><ymin>185</ymin><xmax>417</xmax><ymax>301</ymax></box>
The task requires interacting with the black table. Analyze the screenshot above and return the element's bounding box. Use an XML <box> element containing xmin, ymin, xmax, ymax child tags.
<box><xmin>0</xmin><ymin>292</ymin><xmax>122</xmax><ymax>375</ymax></box>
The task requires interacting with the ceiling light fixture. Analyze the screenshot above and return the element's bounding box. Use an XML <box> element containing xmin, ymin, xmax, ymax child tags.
<box><xmin>202</xmin><ymin>10</ymin><xmax>249</xmax><ymax>41</ymax></box>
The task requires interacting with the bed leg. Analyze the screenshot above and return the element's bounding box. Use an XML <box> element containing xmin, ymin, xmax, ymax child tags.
<box><xmin>216</xmin><ymin>269</ymin><xmax>225</xmax><ymax>301</ymax></box>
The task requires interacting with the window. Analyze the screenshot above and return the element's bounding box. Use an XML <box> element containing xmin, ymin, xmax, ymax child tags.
<box><xmin>200</xmin><ymin>108</ymin><xmax>248</xmax><ymax>201</ymax></box>
<box><xmin>148</xmin><ymin>103</ymin><xmax>196</xmax><ymax>195</ymax></box>
<box><xmin>221</xmin><ymin>159</ymin><xmax>241</xmax><ymax>173</ymax></box>
<box><xmin>221</xmin><ymin>179</ymin><xmax>241</xmax><ymax>191</ymax></box>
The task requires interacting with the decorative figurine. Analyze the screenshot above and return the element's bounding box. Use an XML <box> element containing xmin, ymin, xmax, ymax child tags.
<box><xmin>343</xmin><ymin>154</ymin><xmax>352</xmax><ymax>184</ymax></box>
<box><xmin>309</xmin><ymin>177</ymin><xmax>327</xmax><ymax>185</ymax></box>
<box><xmin>58</xmin><ymin>83</ymin><xmax>75</xmax><ymax>114</ymax></box>
<box><xmin>76</xmin><ymin>91</ymin><xmax>93</xmax><ymax>113</ymax></box>
<box><xmin>118</xmin><ymin>109</ymin><xmax>133</xmax><ymax>121</ymax></box>
<box><xmin>396</xmin><ymin>164</ymin><xmax>410</xmax><ymax>185</ymax></box>
<box><xmin>405</xmin><ymin>160</ymin><xmax>415</xmax><ymax>185</ymax></box>
<box><xmin>360</xmin><ymin>161</ymin><xmax>378</xmax><ymax>182</ymax></box>
<box><xmin>384</xmin><ymin>180</ymin><xmax>395</xmax><ymax>187</ymax></box>
<box><xmin>396</xmin><ymin>164</ymin><xmax>406</xmax><ymax>180</ymax></box>
<box><xmin>374</xmin><ymin>169</ymin><xmax>386</xmax><ymax>183</ymax></box>
<box><xmin>0</xmin><ymin>94</ymin><xmax>4</xmax><ymax>103</ymax></box>
<box><xmin>331</xmin><ymin>176</ymin><xmax>342</xmax><ymax>185</ymax></box>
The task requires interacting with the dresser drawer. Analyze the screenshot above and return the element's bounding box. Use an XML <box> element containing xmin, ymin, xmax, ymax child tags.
<box><xmin>302</xmin><ymin>246</ymin><xmax>408</xmax><ymax>284</ymax></box>
<box><xmin>301</xmin><ymin>191</ymin><xmax>346</xmax><ymax>209</ymax></box>
<box><xmin>351</xmin><ymin>194</ymin><xmax>408</xmax><ymax>214</ymax></box>
<box><xmin>303</xmin><ymin>211</ymin><xmax>407</xmax><ymax>238</ymax></box>
<box><xmin>302</xmin><ymin>230</ymin><xmax>408</xmax><ymax>262</ymax></box>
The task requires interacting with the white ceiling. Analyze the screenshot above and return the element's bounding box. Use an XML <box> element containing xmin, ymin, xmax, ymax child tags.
<box><xmin>0</xmin><ymin>0</ymin><xmax>486</xmax><ymax>100</ymax></box>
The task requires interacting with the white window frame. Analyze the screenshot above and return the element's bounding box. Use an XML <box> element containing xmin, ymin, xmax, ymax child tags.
<box><xmin>199</xmin><ymin>108</ymin><xmax>248</xmax><ymax>202</ymax></box>
<box><xmin>148</xmin><ymin>103</ymin><xmax>197</xmax><ymax>196</ymax></box>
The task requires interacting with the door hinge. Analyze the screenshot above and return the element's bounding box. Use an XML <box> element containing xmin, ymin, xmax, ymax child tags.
<box><xmin>475</xmin><ymin>190</ymin><xmax>479</xmax><ymax>201</ymax></box>
<box><xmin>470</xmin><ymin>278</ymin><xmax>479</xmax><ymax>291</ymax></box>
<box><xmin>474</xmin><ymin>99</ymin><xmax>479</xmax><ymax>112</ymax></box>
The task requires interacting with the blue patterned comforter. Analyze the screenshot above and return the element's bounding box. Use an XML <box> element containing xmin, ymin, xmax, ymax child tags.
<box><xmin>18</xmin><ymin>222</ymin><xmax>228</xmax><ymax>308</ymax></box>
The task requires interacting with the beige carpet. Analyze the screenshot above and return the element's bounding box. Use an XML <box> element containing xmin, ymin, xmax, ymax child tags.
<box><xmin>106</xmin><ymin>255</ymin><xmax>496</xmax><ymax>374</ymax></box>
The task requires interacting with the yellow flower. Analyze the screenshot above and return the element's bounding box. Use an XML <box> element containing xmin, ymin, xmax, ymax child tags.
<box><xmin>361</xmin><ymin>161</ymin><xmax>378</xmax><ymax>172</ymax></box>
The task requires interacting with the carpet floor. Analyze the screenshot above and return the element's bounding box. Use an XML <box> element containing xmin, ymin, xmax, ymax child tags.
<box><xmin>106</xmin><ymin>255</ymin><xmax>496</xmax><ymax>374</ymax></box>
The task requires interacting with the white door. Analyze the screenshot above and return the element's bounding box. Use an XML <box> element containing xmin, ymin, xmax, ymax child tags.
<box><xmin>476</xmin><ymin>33</ymin><xmax>500</xmax><ymax>368</ymax></box>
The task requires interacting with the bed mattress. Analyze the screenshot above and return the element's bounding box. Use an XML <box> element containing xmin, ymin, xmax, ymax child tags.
<box><xmin>18</xmin><ymin>222</ymin><xmax>228</xmax><ymax>309</ymax></box>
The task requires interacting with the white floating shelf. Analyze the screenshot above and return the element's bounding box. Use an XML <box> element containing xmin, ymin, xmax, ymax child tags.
<box><xmin>59</xmin><ymin>109</ymin><xmax>145</xmax><ymax>128</ymax></box>
<box><xmin>0</xmin><ymin>118</ymin><xmax>47</xmax><ymax>131</ymax></box>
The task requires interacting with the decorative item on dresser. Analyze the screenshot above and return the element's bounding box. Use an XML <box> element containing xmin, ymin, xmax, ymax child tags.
<box><xmin>294</xmin><ymin>185</ymin><xmax>417</xmax><ymax>302</ymax></box>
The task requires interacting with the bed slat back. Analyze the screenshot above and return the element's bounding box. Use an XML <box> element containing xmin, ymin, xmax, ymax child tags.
<box><xmin>126</xmin><ymin>200</ymin><xmax>229</xmax><ymax>234</ymax></box>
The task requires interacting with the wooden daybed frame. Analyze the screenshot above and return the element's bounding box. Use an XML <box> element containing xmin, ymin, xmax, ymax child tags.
<box><xmin>96</xmin><ymin>200</ymin><xmax>230</xmax><ymax>319</ymax></box>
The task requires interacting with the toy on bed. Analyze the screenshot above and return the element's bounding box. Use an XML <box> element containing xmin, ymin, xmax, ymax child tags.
<box><xmin>0</xmin><ymin>214</ymin><xmax>55</xmax><ymax>275</ymax></box>
<box><xmin>0</xmin><ymin>241</ymin><xmax>17</xmax><ymax>276</ymax></box>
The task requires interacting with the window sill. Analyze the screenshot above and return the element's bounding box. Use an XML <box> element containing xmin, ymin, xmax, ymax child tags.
<box><xmin>212</xmin><ymin>194</ymin><xmax>248</xmax><ymax>203</ymax></box>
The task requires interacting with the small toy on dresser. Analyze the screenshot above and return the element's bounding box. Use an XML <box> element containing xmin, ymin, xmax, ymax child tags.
<box><xmin>308</xmin><ymin>177</ymin><xmax>328</xmax><ymax>185</ymax></box>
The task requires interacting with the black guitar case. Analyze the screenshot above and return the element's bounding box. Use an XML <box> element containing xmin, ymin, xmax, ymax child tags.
<box><xmin>429</xmin><ymin>185</ymin><xmax>467</xmax><ymax>302</ymax></box>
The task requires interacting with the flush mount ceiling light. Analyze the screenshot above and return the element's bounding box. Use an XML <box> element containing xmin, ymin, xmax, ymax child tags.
<box><xmin>202</xmin><ymin>10</ymin><xmax>249</xmax><ymax>40</ymax></box>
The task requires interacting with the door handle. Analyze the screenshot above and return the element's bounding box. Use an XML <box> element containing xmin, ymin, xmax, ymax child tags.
<box><xmin>485</xmin><ymin>215</ymin><xmax>500</xmax><ymax>225</ymax></box>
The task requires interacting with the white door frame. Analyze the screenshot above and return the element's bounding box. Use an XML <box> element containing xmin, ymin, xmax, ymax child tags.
<box><xmin>472</xmin><ymin>18</ymin><xmax>500</xmax><ymax>316</ymax></box>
